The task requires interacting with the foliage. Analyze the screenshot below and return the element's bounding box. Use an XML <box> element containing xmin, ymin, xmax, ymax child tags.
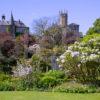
<box><xmin>87</xmin><ymin>18</ymin><xmax>100</xmax><ymax>35</ymax></box>
<box><xmin>14</xmin><ymin>42</ymin><xmax>25</xmax><ymax>57</ymax></box>
<box><xmin>0</xmin><ymin>72</ymin><xmax>100</xmax><ymax>92</ymax></box>
<box><xmin>0</xmin><ymin>81</ymin><xmax>15</xmax><ymax>91</ymax></box>
<box><xmin>0</xmin><ymin>73</ymin><xmax>11</xmax><ymax>81</ymax></box>
<box><xmin>14</xmin><ymin>70</ymin><xmax>66</xmax><ymax>90</ymax></box>
<box><xmin>33</xmin><ymin>17</ymin><xmax>62</xmax><ymax>45</ymax></box>
<box><xmin>14</xmin><ymin>72</ymin><xmax>44</xmax><ymax>90</ymax></box>
<box><xmin>0</xmin><ymin>56</ymin><xmax>17</xmax><ymax>74</ymax></box>
<box><xmin>33</xmin><ymin>17</ymin><xmax>50</xmax><ymax>35</ymax></box>
<box><xmin>82</xmin><ymin>34</ymin><xmax>100</xmax><ymax>42</ymax></box>
<box><xmin>40</xmin><ymin>76</ymin><xmax>57</xmax><ymax>89</ymax></box>
<box><xmin>31</xmin><ymin>54</ymin><xmax>51</xmax><ymax>72</ymax></box>
<box><xmin>0</xmin><ymin>32</ymin><xmax>13</xmax><ymax>46</ymax></box>
<box><xmin>39</xmin><ymin>70</ymin><xmax>67</xmax><ymax>89</ymax></box>
<box><xmin>0</xmin><ymin>72</ymin><xmax>42</xmax><ymax>91</ymax></box>
<box><xmin>47</xmin><ymin>23</ymin><xmax>62</xmax><ymax>45</ymax></box>
<box><xmin>57</xmin><ymin>36</ymin><xmax>100</xmax><ymax>82</ymax></box>
<box><xmin>16</xmin><ymin>74</ymin><xmax>34</xmax><ymax>90</ymax></box>
<box><xmin>28</xmin><ymin>35</ymin><xmax>36</xmax><ymax>45</ymax></box>
<box><xmin>53</xmin><ymin>45</ymin><xmax>66</xmax><ymax>56</ymax></box>
<box><xmin>0</xmin><ymin>73</ymin><xmax>15</xmax><ymax>91</ymax></box>
<box><xmin>40</xmin><ymin>34</ymin><xmax>54</xmax><ymax>49</ymax></box>
<box><xmin>39</xmin><ymin>48</ymin><xmax>53</xmax><ymax>72</ymax></box>
<box><xmin>1</xmin><ymin>40</ymin><xmax>15</xmax><ymax>57</ymax></box>
<box><xmin>53</xmin><ymin>82</ymin><xmax>100</xmax><ymax>93</ymax></box>
<box><xmin>0</xmin><ymin>40</ymin><xmax>18</xmax><ymax>74</ymax></box>
<box><xmin>45</xmin><ymin>70</ymin><xmax>65</xmax><ymax>79</ymax></box>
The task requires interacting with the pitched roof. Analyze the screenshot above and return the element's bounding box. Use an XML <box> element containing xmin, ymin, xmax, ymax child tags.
<box><xmin>69</xmin><ymin>23</ymin><xmax>79</xmax><ymax>26</ymax></box>
<box><xmin>0</xmin><ymin>20</ymin><xmax>27</xmax><ymax>27</ymax></box>
<box><xmin>14</xmin><ymin>21</ymin><xmax>27</xmax><ymax>27</ymax></box>
<box><xmin>0</xmin><ymin>20</ymin><xmax>10</xmax><ymax>25</ymax></box>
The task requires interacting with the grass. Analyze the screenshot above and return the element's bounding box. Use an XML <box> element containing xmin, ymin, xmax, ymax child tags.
<box><xmin>0</xmin><ymin>91</ymin><xmax>100</xmax><ymax>100</ymax></box>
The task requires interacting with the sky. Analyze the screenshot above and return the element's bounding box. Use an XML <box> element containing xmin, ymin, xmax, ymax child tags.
<box><xmin>0</xmin><ymin>0</ymin><xmax>100</xmax><ymax>34</ymax></box>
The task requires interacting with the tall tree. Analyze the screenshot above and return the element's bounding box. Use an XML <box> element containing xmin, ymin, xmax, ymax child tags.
<box><xmin>33</xmin><ymin>17</ymin><xmax>50</xmax><ymax>36</ymax></box>
<box><xmin>87</xmin><ymin>18</ymin><xmax>100</xmax><ymax>35</ymax></box>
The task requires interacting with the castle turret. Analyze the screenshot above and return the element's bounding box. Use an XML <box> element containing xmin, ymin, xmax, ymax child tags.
<box><xmin>10</xmin><ymin>12</ymin><xmax>15</xmax><ymax>38</ymax></box>
<box><xmin>59</xmin><ymin>10</ymin><xmax>68</xmax><ymax>28</ymax></box>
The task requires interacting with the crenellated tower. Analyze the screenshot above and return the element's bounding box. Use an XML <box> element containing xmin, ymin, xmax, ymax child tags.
<box><xmin>59</xmin><ymin>10</ymin><xmax>68</xmax><ymax>28</ymax></box>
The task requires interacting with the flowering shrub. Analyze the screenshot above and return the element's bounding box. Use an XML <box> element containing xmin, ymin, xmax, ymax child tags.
<box><xmin>53</xmin><ymin>82</ymin><xmax>100</xmax><ymax>93</ymax></box>
<box><xmin>57</xmin><ymin>37</ymin><xmax>100</xmax><ymax>82</ymax></box>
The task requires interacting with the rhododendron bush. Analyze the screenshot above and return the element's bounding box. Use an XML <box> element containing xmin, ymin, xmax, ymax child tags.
<box><xmin>57</xmin><ymin>37</ymin><xmax>100</xmax><ymax>82</ymax></box>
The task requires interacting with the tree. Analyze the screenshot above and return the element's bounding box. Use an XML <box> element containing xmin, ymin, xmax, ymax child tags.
<box><xmin>82</xmin><ymin>33</ymin><xmax>100</xmax><ymax>42</ymax></box>
<box><xmin>33</xmin><ymin>17</ymin><xmax>50</xmax><ymax>36</ymax></box>
<box><xmin>0</xmin><ymin>32</ymin><xmax>13</xmax><ymax>47</ymax></box>
<box><xmin>87</xmin><ymin>18</ymin><xmax>100</xmax><ymax>35</ymax></box>
<box><xmin>0</xmin><ymin>56</ymin><xmax>17</xmax><ymax>74</ymax></box>
<box><xmin>0</xmin><ymin>40</ymin><xmax>17</xmax><ymax>74</ymax></box>
<box><xmin>47</xmin><ymin>23</ymin><xmax>62</xmax><ymax>45</ymax></box>
<box><xmin>1</xmin><ymin>40</ymin><xmax>15</xmax><ymax>57</ymax></box>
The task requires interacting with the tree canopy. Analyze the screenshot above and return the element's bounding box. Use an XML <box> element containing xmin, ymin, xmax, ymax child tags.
<box><xmin>87</xmin><ymin>18</ymin><xmax>100</xmax><ymax>35</ymax></box>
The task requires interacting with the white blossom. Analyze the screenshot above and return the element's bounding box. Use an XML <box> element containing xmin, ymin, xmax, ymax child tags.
<box><xmin>57</xmin><ymin>37</ymin><xmax>100</xmax><ymax>67</ymax></box>
<box><xmin>65</xmin><ymin>50</ymin><xmax>72</xmax><ymax>53</ymax></box>
<box><xmin>59</xmin><ymin>65</ymin><xmax>63</xmax><ymax>68</ymax></box>
<box><xmin>56</xmin><ymin>58</ymin><xmax>59</xmax><ymax>62</ymax></box>
<box><xmin>71</xmin><ymin>51</ymin><xmax>79</xmax><ymax>57</ymax></box>
<box><xmin>98</xmin><ymin>52</ymin><xmax>100</xmax><ymax>55</ymax></box>
<box><xmin>60</xmin><ymin>55</ymin><xmax>65</xmax><ymax>59</ymax></box>
<box><xmin>61</xmin><ymin>59</ymin><xmax>65</xmax><ymax>63</ymax></box>
<box><xmin>68</xmin><ymin>46</ymin><xmax>73</xmax><ymax>50</ymax></box>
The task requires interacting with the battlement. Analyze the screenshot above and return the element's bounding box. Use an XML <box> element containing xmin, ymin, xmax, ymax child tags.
<box><xmin>59</xmin><ymin>10</ymin><xmax>68</xmax><ymax>27</ymax></box>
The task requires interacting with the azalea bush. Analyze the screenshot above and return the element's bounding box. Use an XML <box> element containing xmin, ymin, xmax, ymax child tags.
<box><xmin>57</xmin><ymin>37</ymin><xmax>100</xmax><ymax>82</ymax></box>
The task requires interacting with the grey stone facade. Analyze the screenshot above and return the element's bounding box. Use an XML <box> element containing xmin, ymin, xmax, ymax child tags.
<box><xmin>59</xmin><ymin>11</ymin><xmax>79</xmax><ymax>32</ymax></box>
<box><xmin>0</xmin><ymin>14</ymin><xmax>29</xmax><ymax>37</ymax></box>
<box><xmin>59</xmin><ymin>11</ymin><xmax>82</xmax><ymax>44</ymax></box>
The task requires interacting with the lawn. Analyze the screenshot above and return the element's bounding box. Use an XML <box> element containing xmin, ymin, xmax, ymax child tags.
<box><xmin>0</xmin><ymin>92</ymin><xmax>100</xmax><ymax>100</ymax></box>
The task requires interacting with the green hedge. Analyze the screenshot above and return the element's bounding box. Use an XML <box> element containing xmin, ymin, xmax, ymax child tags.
<box><xmin>53</xmin><ymin>82</ymin><xmax>100</xmax><ymax>93</ymax></box>
<box><xmin>38</xmin><ymin>70</ymin><xmax>67</xmax><ymax>89</ymax></box>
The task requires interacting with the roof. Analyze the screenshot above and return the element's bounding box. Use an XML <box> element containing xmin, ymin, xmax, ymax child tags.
<box><xmin>14</xmin><ymin>21</ymin><xmax>27</xmax><ymax>27</ymax></box>
<box><xmin>0</xmin><ymin>20</ymin><xmax>10</xmax><ymax>25</ymax></box>
<box><xmin>0</xmin><ymin>20</ymin><xmax>27</xmax><ymax>27</ymax></box>
<box><xmin>69</xmin><ymin>23</ymin><xmax>79</xmax><ymax>26</ymax></box>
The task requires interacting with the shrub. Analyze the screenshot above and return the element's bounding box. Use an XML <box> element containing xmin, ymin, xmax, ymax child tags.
<box><xmin>57</xmin><ymin>37</ymin><xmax>100</xmax><ymax>82</ymax></box>
<box><xmin>1</xmin><ymin>40</ymin><xmax>15</xmax><ymax>57</ymax></box>
<box><xmin>14</xmin><ymin>72</ymin><xmax>44</xmax><ymax>91</ymax></box>
<box><xmin>15</xmin><ymin>74</ymin><xmax>34</xmax><ymax>91</ymax></box>
<box><xmin>45</xmin><ymin>70</ymin><xmax>65</xmax><ymax>79</ymax></box>
<box><xmin>0</xmin><ymin>81</ymin><xmax>15</xmax><ymax>91</ymax></box>
<box><xmin>40</xmin><ymin>76</ymin><xmax>57</xmax><ymax>89</ymax></box>
<box><xmin>0</xmin><ymin>73</ymin><xmax>15</xmax><ymax>91</ymax></box>
<box><xmin>53</xmin><ymin>82</ymin><xmax>100</xmax><ymax>93</ymax></box>
<box><xmin>39</xmin><ymin>70</ymin><xmax>67</xmax><ymax>89</ymax></box>
<box><xmin>31</xmin><ymin>54</ymin><xmax>51</xmax><ymax>72</ymax></box>
<box><xmin>0</xmin><ymin>73</ymin><xmax>11</xmax><ymax>81</ymax></box>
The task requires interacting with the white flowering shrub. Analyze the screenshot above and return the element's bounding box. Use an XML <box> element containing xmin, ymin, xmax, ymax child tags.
<box><xmin>57</xmin><ymin>37</ymin><xmax>100</xmax><ymax>82</ymax></box>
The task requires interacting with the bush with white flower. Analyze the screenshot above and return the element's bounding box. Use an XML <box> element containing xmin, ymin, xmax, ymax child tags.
<box><xmin>57</xmin><ymin>37</ymin><xmax>100</xmax><ymax>82</ymax></box>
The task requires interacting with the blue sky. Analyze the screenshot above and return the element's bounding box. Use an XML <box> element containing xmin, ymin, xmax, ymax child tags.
<box><xmin>0</xmin><ymin>0</ymin><xmax>100</xmax><ymax>34</ymax></box>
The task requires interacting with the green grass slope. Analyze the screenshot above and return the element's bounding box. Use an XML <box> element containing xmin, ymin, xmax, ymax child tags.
<box><xmin>0</xmin><ymin>91</ymin><xmax>100</xmax><ymax>100</ymax></box>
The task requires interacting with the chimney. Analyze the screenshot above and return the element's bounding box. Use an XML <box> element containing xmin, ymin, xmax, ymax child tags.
<box><xmin>2</xmin><ymin>15</ymin><xmax>5</xmax><ymax>20</ymax></box>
